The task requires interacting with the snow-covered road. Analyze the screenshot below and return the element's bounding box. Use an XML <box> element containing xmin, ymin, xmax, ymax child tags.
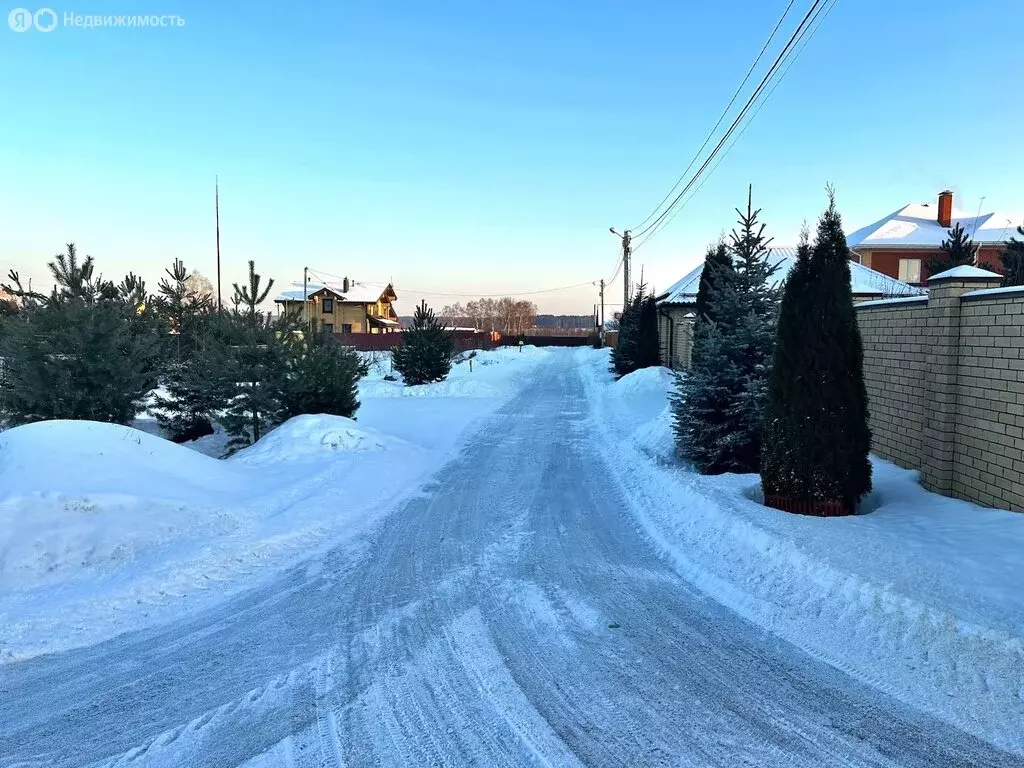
<box><xmin>1</xmin><ymin>353</ymin><xmax>1019</xmax><ymax>767</ymax></box>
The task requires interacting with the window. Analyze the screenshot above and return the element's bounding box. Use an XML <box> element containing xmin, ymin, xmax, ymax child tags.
<box><xmin>898</xmin><ymin>258</ymin><xmax>922</xmax><ymax>284</ymax></box>
<box><xmin>342</xmin><ymin>323</ymin><xmax>353</xmax><ymax>333</ymax></box>
<box><xmin>322</xmin><ymin>297</ymin><xmax>334</xmax><ymax>313</ymax></box>
<box><xmin>323</xmin><ymin>323</ymin><xmax>334</xmax><ymax>334</ymax></box>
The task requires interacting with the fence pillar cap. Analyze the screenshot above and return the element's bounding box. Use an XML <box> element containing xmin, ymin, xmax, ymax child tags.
<box><xmin>928</xmin><ymin>265</ymin><xmax>1002</xmax><ymax>284</ymax></box>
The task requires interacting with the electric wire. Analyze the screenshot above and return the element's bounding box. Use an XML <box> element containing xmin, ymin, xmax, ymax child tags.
<box><xmin>630</xmin><ymin>0</ymin><xmax>829</xmax><ymax>242</ymax></box>
<box><xmin>629</xmin><ymin>0</ymin><xmax>797</xmax><ymax>233</ymax></box>
<box><xmin>633</xmin><ymin>0</ymin><xmax>839</xmax><ymax>252</ymax></box>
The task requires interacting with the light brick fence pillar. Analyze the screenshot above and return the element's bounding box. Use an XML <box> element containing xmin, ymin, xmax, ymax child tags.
<box><xmin>920</xmin><ymin>269</ymin><xmax>1003</xmax><ymax>494</ymax></box>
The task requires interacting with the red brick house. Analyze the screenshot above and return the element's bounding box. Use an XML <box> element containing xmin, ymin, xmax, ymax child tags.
<box><xmin>846</xmin><ymin>190</ymin><xmax>1021</xmax><ymax>286</ymax></box>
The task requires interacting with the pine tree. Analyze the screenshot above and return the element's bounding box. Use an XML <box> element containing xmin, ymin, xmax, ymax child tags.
<box><xmin>117</xmin><ymin>273</ymin><xmax>149</xmax><ymax>310</ymax></box>
<box><xmin>0</xmin><ymin>247</ymin><xmax>165</xmax><ymax>426</ymax></box>
<box><xmin>152</xmin><ymin>346</ymin><xmax>224</xmax><ymax>442</ymax></box>
<box><xmin>280</xmin><ymin>323</ymin><xmax>363</xmax><ymax>420</ymax></box>
<box><xmin>761</xmin><ymin>192</ymin><xmax>872</xmax><ymax>513</ymax></box>
<box><xmin>154</xmin><ymin>258</ymin><xmax>213</xmax><ymax>359</ymax></box>
<box><xmin>927</xmin><ymin>222</ymin><xmax>978</xmax><ymax>277</ymax></box>
<box><xmin>393</xmin><ymin>302</ymin><xmax>454</xmax><ymax>385</ymax></box>
<box><xmin>233</xmin><ymin>260</ymin><xmax>274</xmax><ymax>322</ymax></box>
<box><xmin>150</xmin><ymin>259</ymin><xmax>219</xmax><ymax>442</ymax></box>
<box><xmin>673</xmin><ymin>187</ymin><xmax>779</xmax><ymax>474</ymax></box>
<box><xmin>0</xmin><ymin>295</ymin><xmax>164</xmax><ymax>425</ymax></box>
<box><xmin>1001</xmin><ymin>225</ymin><xmax>1024</xmax><ymax>287</ymax></box>
<box><xmin>45</xmin><ymin>243</ymin><xmax>118</xmax><ymax>303</ymax></box>
<box><xmin>216</xmin><ymin>263</ymin><xmax>288</xmax><ymax>451</ymax></box>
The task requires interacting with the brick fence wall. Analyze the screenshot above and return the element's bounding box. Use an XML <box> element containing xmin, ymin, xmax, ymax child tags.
<box><xmin>857</xmin><ymin>297</ymin><xmax>933</xmax><ymax>470</ymax></box>
<box><xmin>856</xmin><ymin>269</ymin><xmax>1024</xmax><ymax>512</ymax></box>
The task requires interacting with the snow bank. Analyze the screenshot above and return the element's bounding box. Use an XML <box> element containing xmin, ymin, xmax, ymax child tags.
<box><xmin>0</xmin><ymin>345</ymin><xmax>553</xmax><ymax>662</ymax></box>
<box><xmin>233</xmin><ymin>415</ymin><xmax>395</xmax><ymax>465</ymax></box>
<box><xmin>0</xmin><ymin>416</ymin><xmax>424</xmax><ymax>662</ymax></box>
<box><xmin>576</xmin><ymin>348</ymin><xmax>1024</xmax><ymax>755</ymax></box>
<box><xmin>0</xmin><ymin>420</ymin><xmax>248</xmax><ymax>501</ymax></box>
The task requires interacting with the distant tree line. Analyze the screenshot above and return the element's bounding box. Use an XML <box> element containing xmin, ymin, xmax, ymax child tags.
<box><xmin>438</xmin><ymin>298</ymin><xmax>537</xmax><ymax>335</ymax></box>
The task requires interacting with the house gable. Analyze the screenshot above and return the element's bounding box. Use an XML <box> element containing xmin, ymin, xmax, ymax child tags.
<box><xmin>274</xmin><ymin>280</ymin><xmax>399</xmax><ymax>333</ymax></box>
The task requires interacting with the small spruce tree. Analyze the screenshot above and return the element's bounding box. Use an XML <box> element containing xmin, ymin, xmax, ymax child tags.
<box><xmin>673</xmin><ymin>186</ymin><xmax>779</xmax><ymax>474</ymax></box>
<box><xmin>610</xmin><ymin>290</ymin><xmax>641</xmax><ymax>377</ymax></box>
<box><xmin>927</xmin><ymin>222</ymin><xmax>978</xmax><ymax>277</ymax></box>
<box><xmin>393</xmin><ymin>302</ymin><xmax>454</xmax><ymax>385</ymax></box>
<box><xmin>760</xmin><ymin>191</ymin><xmax>872</xmax><ymax>512</ymax></box>
<box><xmin>611</xmin><ymin>284</ymin><xmax>660</xmax><ymax>378</ymax></box>
<box><xmin>1001</xmin><ymin>224</ymin><xmax>1024</xmax><ymax>287</ymax></box>
<box><xmin>691</xmin><ymin>241</ymin><xmax>734</xmax><ymax>367</ymax></box>
<box><xmin>693</xmin><ymin>240</ymin><xmax>733</xmax><ymax>324</ymax></box>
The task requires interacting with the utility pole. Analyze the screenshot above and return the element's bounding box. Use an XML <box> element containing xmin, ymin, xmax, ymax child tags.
<box><xmin>599</xmin><ymin>278</ymin><xmax>606</xmax><ymax>346</ymax></box>
<box><xmin>609</xmin><ymin>227</ymin><xmax>632</xmax><ymax>310</ymax></box>
<box><xmin>303</xmin><ymin>266</ymin><xmax>310</xmax><ymax>332</ymax></box>
<box><xmin>215</xmin><ymin>176</ymin><xmax>222</xmax><ymax>312</ymax></box>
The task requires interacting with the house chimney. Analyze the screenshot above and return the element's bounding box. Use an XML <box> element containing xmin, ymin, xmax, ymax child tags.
<box><xmin>343</xmin><ymin>276</ymin><xmax>350</xmax><ymax>293</ymax></box>
<box><xmin>937</xmin><ymin>190</ymin><xmax>953</xmax><ymax>229</ymax></box>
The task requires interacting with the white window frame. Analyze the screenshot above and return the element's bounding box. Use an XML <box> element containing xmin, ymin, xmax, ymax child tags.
<box><xmin>898</xmin><ymin>258</ymin><xmax>922</xmax><ymax>284</ymax></box>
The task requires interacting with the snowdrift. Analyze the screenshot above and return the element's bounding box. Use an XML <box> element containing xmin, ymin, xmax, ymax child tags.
<box><xmin>1</xmin><ymin>345</ymin><xmax>554</xmax><ymax>662</ymax></box>
<box><xmin>233</xmin><ymin>414</ymin><xmax>397</xmax><ymax>465</ymax></box>
<box><xmin>0</xmin><ymin>420</ymin><xmax>249</xmax><ymax>502</ymax></box>
<box><xmin>577</xmin><ymin>348</ymin><xmax>1024</xmax><ymax>755</ymax></box>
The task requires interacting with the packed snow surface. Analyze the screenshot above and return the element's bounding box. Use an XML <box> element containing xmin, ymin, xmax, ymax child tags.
<box><xmin>0</xmin><ymin>348</ymin><xmax>1021</xmax><ymax>766</ymax></box>
<box><xmin>583</xmin><ymin>350</ymin><xmax>1024</xmax><ymax>754</ymax></box>
<box><xmin>0</xmin><ymin>346</ymin><xmax>549</xmax><ymax>661</ymax></box>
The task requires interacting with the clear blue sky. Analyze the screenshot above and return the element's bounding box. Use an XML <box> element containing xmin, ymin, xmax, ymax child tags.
<box><xmin>2</xmin><ymin>0</ymin><xmax>1022</xmax><ymax>314</ymax></box>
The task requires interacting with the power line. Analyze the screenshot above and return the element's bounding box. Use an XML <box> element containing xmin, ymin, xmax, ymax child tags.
<box><xmin>629</xmin><ymin>0</ymin><xmax>797</xmax><ymax>234</ymax></box>
<box><xmin>633</xmin><ymin>0</ymin><xmax>825</xmax><ymax>239</ymax></box>
<box><xmin>630</xmin><ymin>0</ymin><xmax>832</xmax><ymax>243</ymax></box>
<box><xmin>634</xmin><ymin>0</ymin><xmax>838</xmax><ymax>252</ymax></box>
<box><xmin>329</xmin><ymin>278</ymin><xmax>598</xmax><ymax>299</ymax></box>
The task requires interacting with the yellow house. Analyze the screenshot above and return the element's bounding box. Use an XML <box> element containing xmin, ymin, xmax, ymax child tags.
<box><xmin>274</xmin><ymin>277</ymin><xmax>399</xmax><ymax>334</ymax></box>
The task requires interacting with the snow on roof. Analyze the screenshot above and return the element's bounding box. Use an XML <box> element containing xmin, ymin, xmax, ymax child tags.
<box><xmin>274</xmin><ymin>280</ymin><xmax>389</xmax><ymax>304</ymax></box>
<box><xmin>928</xmin><ymin>265</ymin><xmax>1002</xmax><ymax>281</ymax></box>
<box><xmin>658</xmin><ymin>247</ymin><xmax>923</xmax><ymax>305</ymax></box>
<box><xmin>846</xmin><ymin>203</ymin><xmax>1023</xmax><ymax>249</ymax></box>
